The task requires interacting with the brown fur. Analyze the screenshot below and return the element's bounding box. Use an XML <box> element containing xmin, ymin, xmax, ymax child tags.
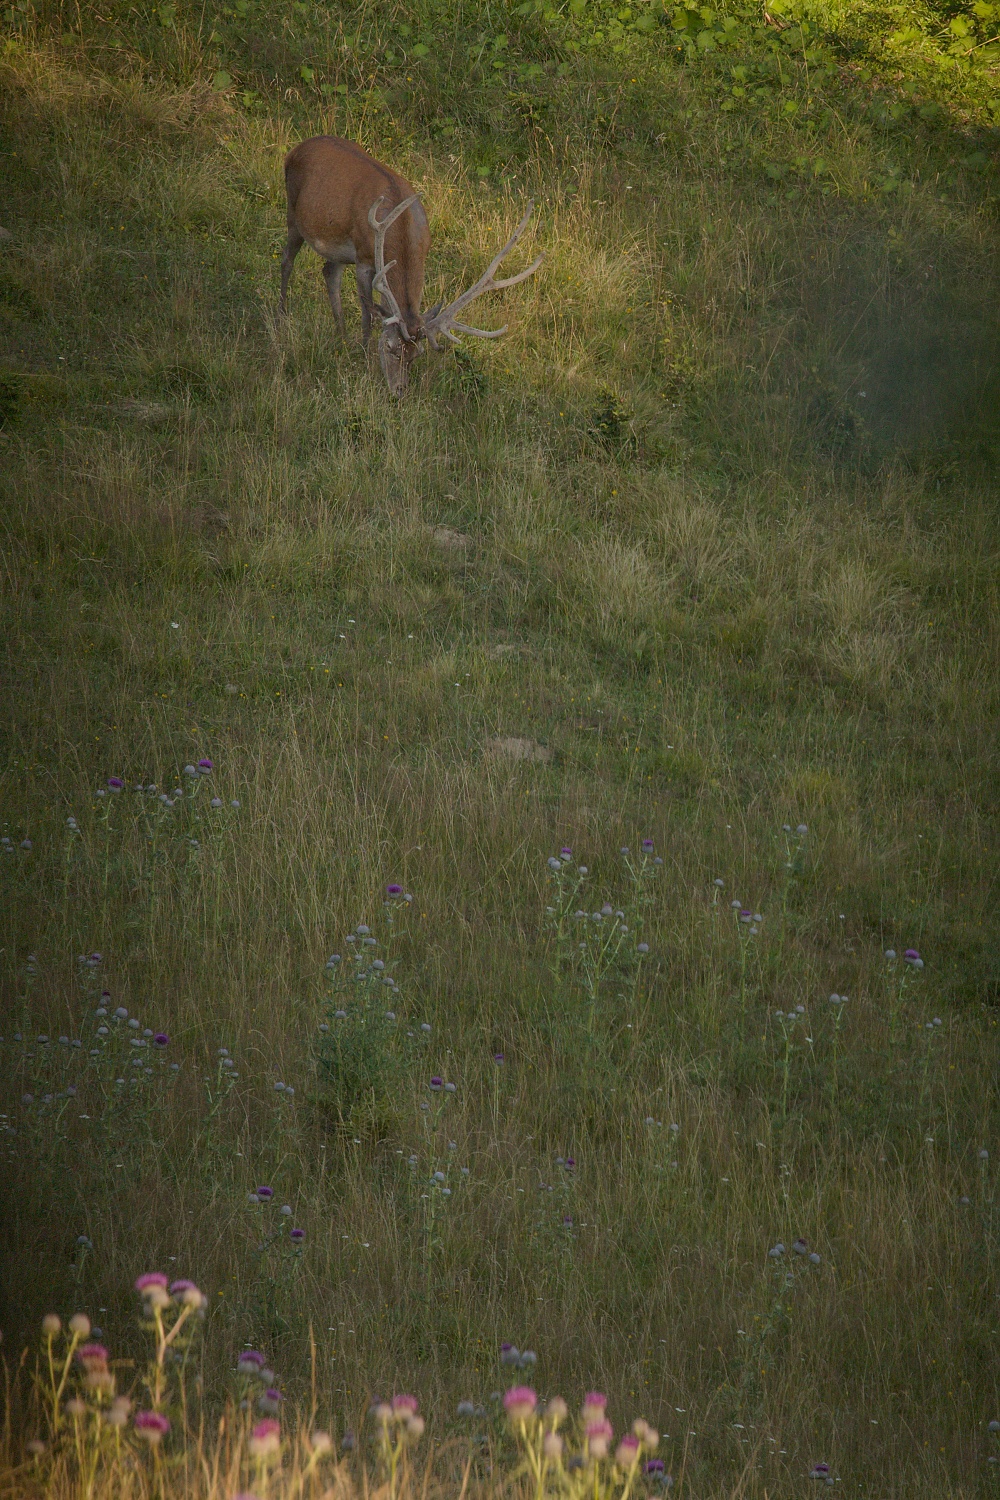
<box><xmin>280</xmin><ymin>136</ymin><xmax>430</xmax><ymax>344</ymax></box>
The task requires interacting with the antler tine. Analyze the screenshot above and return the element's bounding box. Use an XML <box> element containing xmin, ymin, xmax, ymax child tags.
<box><xmin>368</xmin><ymin>193</ymin><xmax>417</xmax><ymax>327</ymax></box>
<box><xmin>425</xmin><ymin>203</ymin><xmax>543</xmax><ymax>339</ymax></box>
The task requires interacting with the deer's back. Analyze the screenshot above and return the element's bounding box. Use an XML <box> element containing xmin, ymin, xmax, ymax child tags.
<box><xmin>284</xmin><ymin>136</ymin><xmax>429</xmax><ymax>272</ymax></box>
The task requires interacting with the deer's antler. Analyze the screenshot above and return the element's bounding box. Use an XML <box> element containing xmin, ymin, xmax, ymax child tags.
<box><xmin>422</xmin><ymin>204</ymin><xmax>543</xmax><ymax>349</ymax></box>
<box><xmin>368</xmin><ymin>194</ymin><xmax>418</xmax><ymax>338</ymax></box>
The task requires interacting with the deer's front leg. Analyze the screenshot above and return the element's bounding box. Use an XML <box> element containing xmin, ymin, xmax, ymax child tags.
<box><xmin>322</xmin><ymin>259</ymin><xmax>347</xmax><ymax>339</ymax></box>
<box><xmin>356</xmin><ymin>263</ymin><xmax>377</xmax><ymax>346</ymax></box>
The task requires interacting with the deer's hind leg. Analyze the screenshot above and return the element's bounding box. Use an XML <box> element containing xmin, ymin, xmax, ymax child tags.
<box><xmin>279</xmin><ymin>225</ymin><xmax>304</xmax><ymax>315</ymax></box>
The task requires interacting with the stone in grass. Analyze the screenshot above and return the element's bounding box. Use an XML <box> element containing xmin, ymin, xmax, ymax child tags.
<box><xmin>431</xmin><ymin>525</ymin><xmax>471</xmax><ymax>554</ymax></box>
<box><xmin>486</xmin><ymin>736</ymin><xmax>552</xmax><ymax>765</ymax></box>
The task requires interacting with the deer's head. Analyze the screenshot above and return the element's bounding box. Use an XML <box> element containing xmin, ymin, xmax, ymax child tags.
<box><xmin>369</xmin><ymin>198</ymin><xmax>542</xmax><ymax>399</ymax></box>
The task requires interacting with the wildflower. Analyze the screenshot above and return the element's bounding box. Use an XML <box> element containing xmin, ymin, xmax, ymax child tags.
<box><xmin>884</xmin><ymin>949</ymin><xmax>896</xmax><ymax>960</ymax></box>
<box><xmin>198</xmin><ymin>758</ymin><xmax>213</xmax><ymax>773</ymax></box>
<box><xmin>544</xmin><ymin>1431</ymin><xmax>564</xmax><ymax>1460</ymax></box>
<box><xmin>642</xmin><ymin>837</ymin><xmax>654</xmax><ymax>852</ymax></box>
<box><xmin>586</xmin><ymin>1419</ymin><xmax>614</xmax><ymax>1459</ymax></box>
<box><xmin>430</xmin><ymin>1076</ymin><xmax>443</xmax><ymax>1091</ymax></box>
<box><xmin>106</xmin><ymin>1397</ymin><xmax>132</xmax><ymax>1428</ymax></box>
<box><xmin>255</xmin><ymin>1186</ymin><xmax>273</xmax><ymax>1200</ymax></box>
<box><xmin>392</xmin><ymin>1394</ymin><xmax>419</xmax><ymax>1417</ymax></box>
<box><xmin>494</xmin><ymin>1052</ymin><xmax>505</xmax><ymax>1064</ymax></box>
<box><xmin>153</xmin><ymin>1033</ymin><xmax>169</xmax><ymax>1047</ymax></box>
<box><xmin>290</xmin><ymin>1228</ymin><xmax>305</xmax><ymax>1242</ymax></box>
<box><xmin>26</xmin><ymin>1440</ymin><xmax>45</xmax><ymax>1457</ymax></box>
<box><xmin>341</xmin><ymin>1430</ymin><xmax>356</xmax><ymax>1450</ymax></box>
<box><xmin>768</xmin><ymin>1243</ymin><xmax>785</xmax><ymax>1258</ymax></box>
<box><xmin>65</xmin><ymin>1399</ymin><xmax>88</xmax><ymax>1419</ymax></box>
<box><xmin>108</xmin><ymin>777</ymin><xmax>124</xmax><ymax>791</ymax></box>
<box><xmin>238</xmin><ymin>1352</ymin><xmax>267</xmax><ymax>1375</ymax></box>
<box><xmin>561</xmin><ymin>847</ymin><xmax>572</xmax><ymax>859</ymax></box>
<box><xmin>445</xmin><ymin>1082</ymin><xmax>456</xmax><ymax>1093</ymax></box>
<box><xmin>386</xmin><ymin>883</ymin><xmax>403</xmax><ymax>896</ymax></box>
<box><xmin>42</xmin><ymin>1314</ymin><xmax>61</xmax><ymax>1337</ymax></box>
<box><xmin>989</xmin><ymin>1420</ymin><xmax>1000</xmax><ymax>1432</ymax></box>
<box><xmin>546</xmin><ymin>1397</ymin><xmax>568</xmax><ymax>1424</ymax></box>
<box><xmin>249</xmin><ymin>1419</ymin><xmax>281</xmax><ymax>1458</ymax></box>
<box><xmin>169</xmin><ymin>1281</ymin><xmax>206</xmax><ymax>1308</ymax></box>
<box><xmin>980</xmin><ymin>1149</ymin><xmax>990</xmax><ymax>1161</ymax></box>
<box><xmin>258</xmin><ymin>1388</ymin><xmax>283</xmax><ymax>1415</ymax></box>
<box><xmin>633</xmin><ymin>1420</ymin><xmax>659</xmax><ymax>1449</ymax></box>
<box><xmin>404</xmin><ymin>1415</ymin><xmax>425</xmax><ymax>1440</ymax></box>
<box><xmin>581</xmin><ymin>1392</ymin><xmax>608</xmax><ymax>1423</ymax></box>
<box><xmin>792</xmin><ymin>1238</ymin><xmax>809</xmax><ymax>1255</ymax></box>
<box><xmin>519</xmin><ymin>1350</ymin><xmax>537</xmax><ymax>1368</ymax></box>
<box><xmin>616</xmin><ymin>1435</ymin><xmax>641</xmax><ymax>1468</ymax></box>
<box><xmin>68</xmin><ymin>1314</ymin><xmax>91</xmax><ymax>1337</ymax></box>
<box><xmin>457</xmin><ymin>1400</ymin><xmax>476</xmax><ymax>1417</ymax></box>
<box><xmin>76</xmin><ymin>1343</ymin><xmax>110</xmax><ymax>1369</ymax></box>
<box><xmin>501</xmin><ymin>1343</ymin><xmax>520</xmax><ymax>1366</ymax></box>
<box><xmin>637</xmin><ymin>942</ymin><xmax>649</xmax><ymax>954</ymax></box>
<box><xmin>714</xmin><ymin>878</ymin><xmax>724</xmax><ymax>888</ymax></box>
<box><xmin>809</xmin><ymin>1251</ymin><xmax>821</xmax><ymax>1264</ymax></box>
<box><xmin>134</xmin><ymin>1411</ymin><xmax>170</xmax><ymax>1444</ymax></box>
<box><xmin>809</xmin><ymin>1462</ymin><xmax>831</xmax><ymax>1482</ymax></box>
<box><xmin>135</xmin><ymin>1272</ymin><xmax>169</xmax><ymax>1292</ymax></box>
<box><xmin>564</xmin><ymin>1157</ymin><xmax>576</xmax><ymax>1171</ymax></box>
<box><xmin>645</xmin><ymin>1459</ymin><xmax>667</xmax><ymax>1477</ymax></box>
<box><xmin>796</xmin><ymin>824</ymin><xmax>808</xmax><ymax>835</ymax></box>
<box><xmin>280</xmin><ymin>1204</ymin><xmax>292</xmax><ymax>1216</ymax></box>
<box><xmin>504</xmin><ymin>1386</ymin><xmax>538</xmax><ymax>1423</ymax></box>
<box><xmin>548</xmin><ymin>857</ymin><xmax>562</xmax><ymax>872</ymax></box>
<box><xmin>310</xmin><ymin>1431</ymin><xmax>333</xmax><ymax>1455</ymax></box>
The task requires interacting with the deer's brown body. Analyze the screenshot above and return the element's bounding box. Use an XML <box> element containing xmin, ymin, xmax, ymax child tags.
<box><xmin>281</xmin><ymin>135</ymin><xmax>430</xmax><ymax>349</ymax></box>
<box><xmin>280</xmin><ymin>135</ymin><xmax>543</xmax><ymax>396</ymax></box>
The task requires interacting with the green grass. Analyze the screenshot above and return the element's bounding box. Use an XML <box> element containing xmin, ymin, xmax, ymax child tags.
<box><xmin>1</xmin><ymin>0</ymin><xmax>1000</xmax><ymax>1492</ymax></box>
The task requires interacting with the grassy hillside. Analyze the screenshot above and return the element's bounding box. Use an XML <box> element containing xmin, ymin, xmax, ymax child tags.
<box><xmin>1</xmin><ymin>0</ymin><xmax>1000</xmax><ymax>1493</ymax></box>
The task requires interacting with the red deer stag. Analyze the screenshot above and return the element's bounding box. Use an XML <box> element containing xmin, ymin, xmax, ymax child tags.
<box><xmin>280</xmin><ymin>136</ymin><xmax>542</xmax><ymax>397</ymax></box>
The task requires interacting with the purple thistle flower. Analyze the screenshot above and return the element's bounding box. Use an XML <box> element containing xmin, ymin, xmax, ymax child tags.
<box><xmin>169</xmin><ymin>1280</ymin><xmax>196</xmax><ymax>1294</ymax></box>
<box><xmin>134</xmin><ymin>1272</ymin><xmax>168</xmax><ymax>1292</ymax></box>
<box><xmin>107</xmin><ymin>777</ymin><xmax>124</xmax><ymax>791</ymax></box>
<box><xmin>197</xmin><ymin>758</ymin><xmax>214</xmax><ymax>773</ymax></box>
<box><xmin>386</xmin><ymin>883</ymin><xmax>403</xmax><ymax>896</ymax></box>
<box><xmin>645</xmin><ymin>1460</ymin><xmax>666</xmax><ymax>1475</ymax></box>
<box><xmin>255</xmin><ymin>1186</ymin><xmax>273</xmax><ymax>1200</ymax></box>
<box><xmin>560</xmin><ymin>846</ymin><xmax>572</xmax><ymax>858</ymax></box>
<box><xmin>494</xmin><ymin>1052</ymin><xmax>505</xmax><ymax>1065</ymax></box>
<box><xmin>809</xmin><ymin>1463</ymin><xmax>831</xmax><ymax>1480</ymax></box>
<box><xmin>429</xmin><ymin>1076</ymin><xmax>443</xmax><ymax>1091</ymax></box>
<box><xmin>134</xmin><ymin>1411</ymin><xmax>170</xmax><ymax>1441</ymax></box>
<box><xmin>642</xmin><ymin>837</ymin><xmax>654</xmax><ymax>852</ymax></box>
<box><xmin>564</xmin><ymin>1157</ymin><xmax>576</xmax><ymax>1171</ymax></box>
<box><xmin>290</xmin><ymin>1228</ymin><xmax>305</xmax><ymax>1242</ymax></box>
<box><xmin>153</xmin><ymin>1033</ymin><xmax>169</xmax><ymax>1047</ymax></box>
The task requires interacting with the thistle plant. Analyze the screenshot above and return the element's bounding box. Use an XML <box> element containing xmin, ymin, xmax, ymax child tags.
<box><xmin>501</xmin><ymin>1385</ymin><xmax>662</xmax><ymax>1500</ymax></box>
<box><xmin>314</xmin><ymin>901</ymin><xmax>426</xmax><ymax>1127</ymax></box>
<box><xmin>544</xmin><ymin>846</ymin><xmax>653</xmax><ymax>1035</ymax></box>
<box><xmin>134</xmin><ymin>1273</ymin><xmax>208</xmax><ymax>1413</ymax></box>
<box><xmin>884</xmin><ymin>946</ymin><xmax>925</xmax><ymax>1044</ymax></box>
<box><xmin>370</xmin><ymin>1395</ymin><xmax>426</xmax><ymax>1500</ymax></box>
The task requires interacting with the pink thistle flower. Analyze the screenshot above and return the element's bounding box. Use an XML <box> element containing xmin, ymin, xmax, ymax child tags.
<box><xmin>134</xmin><ymin>1272</ymin><xmax>168</xmax><ymax>1292</ymax></box>
<box><xmin>134</xmin><ymin>1411</ymin><xmax>170</xmax><ymax>1444</ymax></box>
<box><xmin>391</xmin><ymin>1394</ymin><xmax>419</xmax><ymax>1417</ymax></box>
<box><xmin>76</xmin><ymin>1343</ymin><xmax>109</xmax><ymax>1368</ymax></box>
<box><xmin>503</xmin><ymin>1386</ymin><xmax>538</xmax><ymax>1423</ymax></box>
<box><xmin>616</xmin><ymin>1435</ymin><xmax>641</xmax><ymax>1468</ymax></box>
<box><xmin>586</xmin><ymin>1420</ymin><xmax>613</xmax><ymax>1460</ymax></box>
<box><xmin>249</xmin><ymin>1419</ymin><xmax>281</xmax><ymax>1459</ymax></box>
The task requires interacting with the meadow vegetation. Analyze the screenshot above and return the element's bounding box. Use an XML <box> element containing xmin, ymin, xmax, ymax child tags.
<box><xmin>1</xmin><ymin>0</ymin><xmax>999</xmax><ymax>1492</ymax></box>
